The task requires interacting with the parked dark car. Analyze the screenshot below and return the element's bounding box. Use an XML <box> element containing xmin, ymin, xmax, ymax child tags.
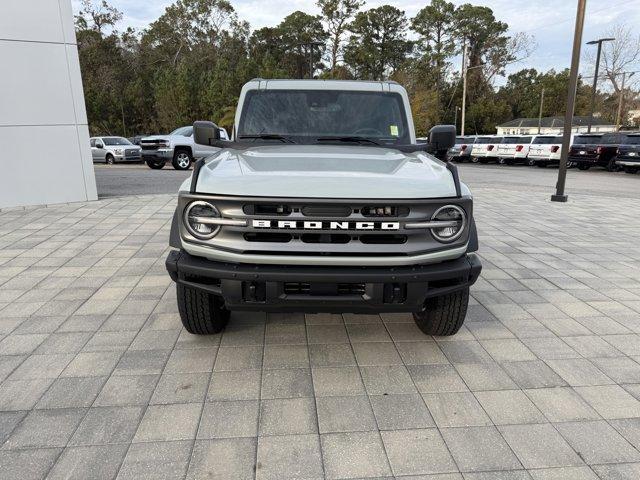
<box><xmin>615</xmin><ymin>133</ymin><xmax>640</xmax><ymax>174</ymax></box>
<box><xmin>568</xmin><ymin>132</ymin><xmax>622</xmax><ymax>171</ymax></box>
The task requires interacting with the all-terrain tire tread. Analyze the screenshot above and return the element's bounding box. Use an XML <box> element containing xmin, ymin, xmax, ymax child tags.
<box><xmin>177</xmin><ymin>284</ymin><xmax>229</xmax><ymax>334</ymax></box>
<box><xmin>412</xmin><ymin>288</ymin><xmax>469</xmax><ymax>336</ymax></box>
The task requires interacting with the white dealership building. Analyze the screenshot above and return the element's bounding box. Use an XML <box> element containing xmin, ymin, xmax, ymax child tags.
<box><xmin>0</xmin><ymin>0</ymin><xmax>97</xmax><ymax>208</ymax></box>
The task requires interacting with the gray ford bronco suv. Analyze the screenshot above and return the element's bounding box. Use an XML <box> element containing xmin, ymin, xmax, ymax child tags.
<box><xmin>166</xmin><ymin>79</ymin><xmax>481</xmax><ymax>336</ymax></box>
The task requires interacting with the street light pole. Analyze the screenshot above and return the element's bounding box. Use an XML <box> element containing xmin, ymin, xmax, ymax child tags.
<box><xmin>616</xmin><ymin>72</ymin><xmax>634</xmax><ymax>131</ymax></box>
<box><xmin>551</xmin><ymin>0</ymin><xmax>587</xmax><ymax>203</ymax></box>
<box><xmin>586</xmin><ymin>37</ymin><xmax>615</xmax><ymax>133</ymax></box>
<box><xmin>461</xmin><ymin>42</ymin><xmax>468</xmax><ymax>136</ymax></box>
<box><xmin>537</xmin><ymin>87</ymin><xmax>545</xmax><ymax>134</ymax></box>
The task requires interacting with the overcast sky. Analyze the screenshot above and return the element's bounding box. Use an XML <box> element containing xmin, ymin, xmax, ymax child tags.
<box><xmin>72</xmin><ymin>0</ymin><xmax>640</xmax><ymax>80</ymax></box>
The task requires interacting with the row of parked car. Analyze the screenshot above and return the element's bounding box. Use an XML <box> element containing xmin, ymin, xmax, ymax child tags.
<box><xmin>447</xmin><ymin>132</ymin><xmax>640</xmax><ymax>174</ymax></box>
<box><xmin>90</xmin><ymin>126</ymin><xmax>230</xmax><ymax>170</ymax></box>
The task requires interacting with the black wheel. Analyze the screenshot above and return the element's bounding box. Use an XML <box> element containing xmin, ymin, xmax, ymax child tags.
<box><xmin>413</xmin><ymin>288</ymin><xmax>469</xmax><ymax>336</ymax></box>
<box><xmin>172</xmin><ymin>150</ymin><xmax>192</xmax><ymax>170</ymax></box>
<box><xmin>177</xmin><ymin>284</ymin><xmax>230</xmax><ymax>335</ymax></box>
<box><xmin>106</xmin><ymin>154</ymin><xmax>115</xmax><ymax>165</ymax></box>
<box><xmin>527</xmin><ymin>158</ymin><xmax>535</xmax><ymax>166</ymax></box>
<box><xmin>498</xmin><ymin>158</ymin><xmax>506</xmax><ymax>165</ymax></box>
<box><xmin>624</xmin><ymin>166</ymin><xmax>638</xmax><ymax>174</ymax></box>
<box><xmin>505</xmin><ymin>159</ymin><xmax>514</xmax><ymax>166</ymax></box>
<box><xmin>605</xmin><ymin>159</ymin><xmax>619</xmax><ymax>172</ymax></box>
<box><xmin>146</xmin><ymin>159</ymin><xmax>166</xmax><ymax>169</ymax></box>
<box><xmin>577</xmin><ymin>164</ymin><xmax>590</xmax><ymax>171</ymax></box>
<box><xmin>471</xmin><ymin>157</ymin><xmax>479</xmax><ymax>163</ymax></box>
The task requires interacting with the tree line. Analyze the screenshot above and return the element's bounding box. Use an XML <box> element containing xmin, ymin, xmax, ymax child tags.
<box><xmin>75</xmin><ymin>0</ymin><xmax>635</xmax><ymax>137</ymax></box>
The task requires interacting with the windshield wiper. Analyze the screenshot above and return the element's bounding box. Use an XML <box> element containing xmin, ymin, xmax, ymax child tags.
<box><xmin>238</xmin><ymin>134</ymin><xmax>296</xmax><ymax>144</ymax></box>
<box><xmin>316</xmin><ymin>136</ymin><xmax>381</xmax><ymax>146</ymax></box>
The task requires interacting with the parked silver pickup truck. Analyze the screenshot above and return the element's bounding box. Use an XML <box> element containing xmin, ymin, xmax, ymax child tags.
<box><xmin>140</xmin><ymin>126</ymin><xmax>228</xmax><ymax>170</ymax></box>
<box><xmin>165</xmin><ymin>79</ymin><xmax>481</xmax><ymax>337</ymax></box>
<box><xmin>90</xmin><ymin>136</ymin><xmax>141</xmax><ymax>164</ymax></box>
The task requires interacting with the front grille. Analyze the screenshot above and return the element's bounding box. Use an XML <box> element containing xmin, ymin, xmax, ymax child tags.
<box><xmin>140</xmin><ymin>141</ymin><xmax>165</xmax><ymax>151</ymax></box>
<box><xmin>182</xmin><ymin>196</ymin><xmax>469</xmax><ymax>258</ymax></box>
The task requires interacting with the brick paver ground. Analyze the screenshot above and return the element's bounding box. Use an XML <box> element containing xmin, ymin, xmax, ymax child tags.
<box><xmin>1</xmin><ymin>185</ymin><xmax>640</xmax><ymax>479</ymax></box>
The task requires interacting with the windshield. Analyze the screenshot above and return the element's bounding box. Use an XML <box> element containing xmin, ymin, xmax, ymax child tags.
<box><xmin>501</xmin><ymin>137</ymin><xmax>521</xmax><ymax>144</ymax></box>
<box><xmin>573</xmin><ymin>135</ymin><xmax>602</xmax><ymax>145</ymax></box>
<box><xmin>237</xmin><ymin>90</ymin><xmax>410</xmax><ymax>144</ymax></box>
<box><xmin>623</xmin><ymin>135</ymin><xmax>640</xmax><ymax>145</ymax></box>
<box><xmin>170</xmin><ymin>126</ymin><xmax>193</xmax><ymax>136</ymax></box>
<box><xmin>475</xmin><ymin>137</ymin><xmax>494</xmax><ymax>144</ymax></box>
<box><xmin>533</xmin><ymin>136</ymin><xmax>561</xmax><ymax>144</ymax></box>
<box><xmin>518</xmin><ymin>136</ymin><xmax>533</xmax><ymax>143</ymax></box>
<box><xmin>102</xmin><ymin>137</ymin><xmax>132</xmax><ymax>146</ymax></box>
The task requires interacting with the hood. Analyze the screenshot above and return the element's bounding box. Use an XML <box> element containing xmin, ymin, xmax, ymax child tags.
<box><xmin>194</xmin><ymin>144</ymin><xmax>457</xmax><ymax>199</ymax></box>
<box><xmin>140</xmin><ymin>135</ymin><xmax>168</xmax><ymax>141</ymax></box>
<box><xmin>140</xmin><ymin>134</ymin><xmax>188</xmax><ymax>143</ymax></box>
<box><xmin>106</xmin><ymin>144</ymin><xmax>140</xmax><ymax>151</ymax></box>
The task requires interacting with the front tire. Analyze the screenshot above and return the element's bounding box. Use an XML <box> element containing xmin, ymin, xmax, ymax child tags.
<box><xmin>177</xmin><ymin>284</ymin><xmax>230</xmax><ymax>335</ymax></box>
<box><xmin>106</xmin><ymin>154</ymin><xmax>115</xmax><ymax>165</ymax></box>
<box><xmin>471</xmin><ymin>157</ymin><xmax>479</xmax><ymax>163</ymax></box>
<box><xmin>146</xmin><ymin>159</ymin><xmax>166</xmax><ymax>169</ymax></box>
<box><xmin>412</xmin><ymin>288</ymin><xmax>469</xmax><ymax>336</ymax></box>
<box><xmin>173</xmin><ymin>150</ymin><xmax>192</xmax><ymax>170</ymax></box>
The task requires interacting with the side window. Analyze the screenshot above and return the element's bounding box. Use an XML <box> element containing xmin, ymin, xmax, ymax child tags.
<box><xmin>96</xmin><ymin>138</ymin><xmax>103</xmax><ymax>147</ymax></box>
<box><xmin>90</xmin><ymin>139</ymin><xmax>96</xmax><ymax>147</ymax></box>
<box><xmin>601</xmin><ymin>134</ymin><xmax>614</xmax><ymax>144</ymax></box>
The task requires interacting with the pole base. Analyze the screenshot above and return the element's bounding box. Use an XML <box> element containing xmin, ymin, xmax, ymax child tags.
<box><xmin>550</xmin><ymin>194</ymin><xmax>568</xmax><ymax>202</ymax></box>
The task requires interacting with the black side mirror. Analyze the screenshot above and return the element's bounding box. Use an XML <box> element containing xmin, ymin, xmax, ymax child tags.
<box><xmin>96</xmin><ymin>143</ymin><xmax>103</xmax><ymax>149</ymax></box>
<box><xmin>193</xmin><ymin>121</ymin><xmax>221</xmax><ymax>146</ymax></box>
<box><xmin>429</xmin><ymin>125</ymin><xmax>456</xmax><ymax>153</ymax></box>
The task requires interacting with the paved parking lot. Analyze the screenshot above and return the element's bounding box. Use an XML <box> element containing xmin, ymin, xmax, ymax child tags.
<box><xmin>1</xmin><ymin>166</ymin><xmax>640</xmax><ymax>479</ymax></box>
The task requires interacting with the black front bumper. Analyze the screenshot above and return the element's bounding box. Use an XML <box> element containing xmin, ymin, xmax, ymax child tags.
<box><xmin>165</xmin><ymin>250</ymin><xmax>482</xmax><ymax>313</ymax></box>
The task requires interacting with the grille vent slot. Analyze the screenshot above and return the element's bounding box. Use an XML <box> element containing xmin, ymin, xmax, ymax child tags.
<box><xmin>284</xmin><ymin>282</ymin><xmax>366</xmax><ymax>296</ymax></box>
<box><xmin>243</xmin><ymin>204</ymin><xmax>292</xmax><ymax>215</ymax></box>
<box><xmin>301</xmin><ymin>205</ymin><xmax>352</xmax><ymax>217</ymax></box>
<box><xmin>362</xmin><ymin>206</ymin><xmax>409</xmax><ymax>217</ymax></box>
<box><xmin>244</xmin><ymin>233</ymin><xmax>292</xmax><ymax>243</ymax></box>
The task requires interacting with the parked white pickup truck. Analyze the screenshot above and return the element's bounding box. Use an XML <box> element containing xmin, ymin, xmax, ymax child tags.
<box><xmin>140</xmin><ymin>126</ymin><xmax>229</xmax><ymax>170</ymax></box>
<box><xmin>165</xmin><ymin>79</ymin><xmax>482</xmax><ymax>337</ymax></box>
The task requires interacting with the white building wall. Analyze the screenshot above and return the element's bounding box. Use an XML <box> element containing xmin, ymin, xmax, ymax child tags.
<box><xmin>0</xmin><ymin>0</ymin><xmax>97</xmax><ymax>208</ymax></box>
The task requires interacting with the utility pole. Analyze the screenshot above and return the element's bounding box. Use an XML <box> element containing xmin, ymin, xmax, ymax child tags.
<box><xmin>552</xmin><ymin>0</ymin><xmax>587</xmax><ymax>203</ymax></box>
<box><xmin>616</xmin><ymin>72</ymin><xmax>634</xmax><ymax>131</ymax></box>
<box><xmin>461</xmin><ymin>42</ymin><xmax>468</xmax><ymax>136</ymax></box>
<box><xmin>586</xmin><ymin>37</ymin><xmax>614</xmax><ymax>132</ymax></box>
<box><xmin>537</xmin><ymin>87</ymin><xmax>545</xmax><ymax>134</ymax></box>
<box><xmin>454</xmin><ymin>106</ymin><xmax>460</xmax><ymax>134</ymax></box>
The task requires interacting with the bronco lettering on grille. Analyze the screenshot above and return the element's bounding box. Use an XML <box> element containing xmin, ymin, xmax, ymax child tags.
<box><xmin>252</xmin><ymin>220</ymin><xmax>400</xmax><ymax>231</ymax></box>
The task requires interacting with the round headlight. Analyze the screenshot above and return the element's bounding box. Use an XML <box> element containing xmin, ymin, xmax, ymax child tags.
<box><xmin>184</xmin><ymin>201</ymin><xmax>221</xmax><ymax>239</ymax></box>
<box><xmin>430</xmin><ymin>205</ymin><xmax>466</xmax><ymax>243</ymax></box>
